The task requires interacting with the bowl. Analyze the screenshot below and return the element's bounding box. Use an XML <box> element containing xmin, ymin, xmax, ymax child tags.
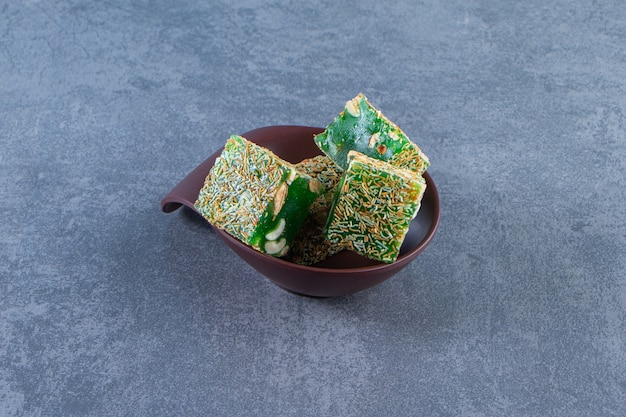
<box><xmin>161</xmin><ymin>125</ymin><xmax>440</xmax><ymax>297</ymax></box>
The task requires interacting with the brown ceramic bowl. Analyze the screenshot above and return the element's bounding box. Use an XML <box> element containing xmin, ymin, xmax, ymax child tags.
<box><xmin>161</xmin><ymin>125</ymin><xmax>440</xmax><ymax>297</ymax></box>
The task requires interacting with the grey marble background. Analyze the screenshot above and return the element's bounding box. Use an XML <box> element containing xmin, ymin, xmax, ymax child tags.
<box><xmin>2</xmin><ymin>0</ymin><xmax>625</xmax><ymax>416</ymax></box>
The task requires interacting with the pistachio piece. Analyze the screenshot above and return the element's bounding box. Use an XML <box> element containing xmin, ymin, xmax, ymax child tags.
<box><xmin>345</xmin><ymin>98</ymin><xmax>360</xmax><ymax>117</ymax></box>
<box><xmin>265</xmin><ymin>218</ymin><xmax>286</xmax><ymax>241</ymax></box>
<box><xmin>309</xmin><ymin>178</ymin><xmax>323</xmax><ymax>194</ymax></box>
<box><xmin>265</xmin><ymin>238</ymin><xmax>287</xmax><ymax>255</ymax></box>
<box><xmin>368</xmin><ymin>132</ymin><xmax>381</xmax><ymax>148</ymax></box>
<box><xmin>273</xmin><ymin>183</ymin><xmax>288</xmax><ymax>218</ymax></box>
<box><xmin>287</xmin><ymin>169</ymin><xmax>297</xmax><ymax>185</ymax></box>
<box><xmin>277</xmin><ymin>244</ymin><xmax>290</xmax><ymax>257</ymax></box>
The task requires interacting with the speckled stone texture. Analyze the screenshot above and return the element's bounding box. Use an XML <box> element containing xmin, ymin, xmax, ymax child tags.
<box><xmin>1</xmin><ymin>1</ymin><xmax>625</xmax><ymax>416</ymax></box>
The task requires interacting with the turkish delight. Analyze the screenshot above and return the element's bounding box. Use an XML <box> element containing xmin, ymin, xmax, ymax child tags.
<box><xmin>287</xmin><ymin>155</ymin><xmax>344</xmax><ymax>265</ymax></box>
<box><xmin>195</xmin><ymin>135</ymin><xmax>323</xmax><ymax>257</ymax></box>
<box><xmin>324</xmin><ymin>150</ymin><xmax>426</xmax><ymax>263</ymax></box>
<box><xmin>314</xmin><ymin>93</ymin><xmax>429</xmax><ymax>173</ymax></box>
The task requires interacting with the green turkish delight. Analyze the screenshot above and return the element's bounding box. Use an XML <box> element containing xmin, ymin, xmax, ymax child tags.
<box><xmin>295</xmin><ymin>155</ymin><xmax>343</xmax><ymax>220</ymax></box>
<box><xmin>195</xmin><ymin>135</ymin><xmax>324</xmax><ymax>257</ymax></box>
<box><xmin>287</xmin><ymin>155</ymin><xmax>344</xmax><ymax>265</ymax></box>
<box><xmin>325</xmin><ymin>150</ymin><xmax>426</xmax><ymax>263</ymax></box>
<box><xmin>314</xmin><ymin>93</ymin><xmax>429</xmax><ymax>173</ymax></box>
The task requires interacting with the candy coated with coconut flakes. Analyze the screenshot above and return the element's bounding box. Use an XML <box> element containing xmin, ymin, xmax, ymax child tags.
<box><xmin>314</xmin><ymin>93</ymin><xmax>430</xmax><ymax>173</ymax></box>
<box><xmin>324</xmin><ymin>150</ymin><xmax>426</xmax><ymax>263</ymax></box>
<box><xmin>287</xmin><ymin>155</ymin><xmax>344</xmax><ymax>265</ymax></box>
<box><xmin>195</xmin><ymin>135</ymin><xmax>323</xmax><ymax>257</ymax></box>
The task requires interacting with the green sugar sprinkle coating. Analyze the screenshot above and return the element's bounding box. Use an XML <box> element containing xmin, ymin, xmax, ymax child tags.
<box><xmin>314</xmin><ymin>93</ymin><xmax>430</xmax><ymax>173</ymax></box>
<box><xmin>195</xmin><ymin>135</ymin><xmax>324</xmax><ymax>257</ymax></box>
<box><xmin>288</xmin><ymin>155</ymin><xmax>344</xmax><ymax>265</ymax></box>
<box><xmin>325</xmin><ymin>150</ymin><xmax>427</xmax><ymax>263</ymax></box>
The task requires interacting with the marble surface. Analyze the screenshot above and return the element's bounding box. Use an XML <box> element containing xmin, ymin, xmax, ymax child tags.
<box><xmin>2</xmin><ymin>0</ymin><xmax>625</xmax><ymax>416</ymax></box>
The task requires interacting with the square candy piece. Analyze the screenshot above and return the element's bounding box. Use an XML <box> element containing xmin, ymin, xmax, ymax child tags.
<box><xmin>295</xmin><ymin>155</ymin><xmax>343</xmax><ymax>221</ymax></box>
<box><xmin>325</xmin><ymin>151</ymin><xmax>426</xmax><ymax>263</ymax></box>
<box><xmin>195</xmin><ymin>135</ymin><xmax>323</xmax><ymax>257</ymax></box>
<box><xmin>314</xmin><ymin>93</ymin><xmax>429</xmax><ymax>173</ymax></box>
<box><xmin>287</xmin><ymin>155</ymin><xmax>344</xmax><ymax>265</ymax></box>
